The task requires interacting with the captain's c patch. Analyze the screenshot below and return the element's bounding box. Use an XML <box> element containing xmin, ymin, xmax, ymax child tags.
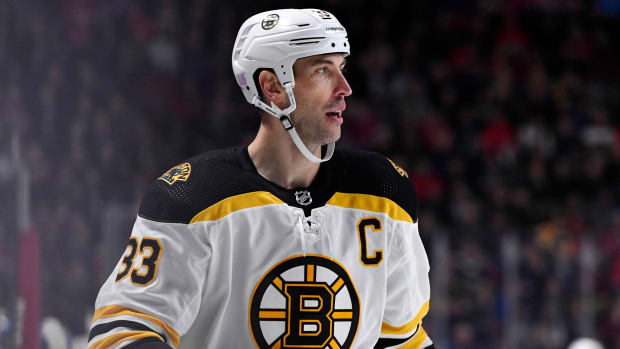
<box><xmin>158</xmin><ymin>163</ymin><xmax>191</xmax><ymax>185</ymax></box>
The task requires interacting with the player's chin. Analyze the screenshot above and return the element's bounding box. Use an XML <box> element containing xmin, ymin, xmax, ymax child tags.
<box><xmin>323</xmin><ymin>129</ymin><xmax>341</xmax><ymax>144</ymax></box>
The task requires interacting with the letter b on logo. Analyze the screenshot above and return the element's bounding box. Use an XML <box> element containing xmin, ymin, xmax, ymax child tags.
<box><xmin>284</xmin><ymin>283</ymin><xmax>333</xmax><ymax>347</ymax></box>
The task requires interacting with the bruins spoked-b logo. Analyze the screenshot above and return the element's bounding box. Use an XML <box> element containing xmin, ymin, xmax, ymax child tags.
<box><xmin>249</xmin><ymin>255</ymin><xmax>360</xmax><ymax>349</ymax></box>
<box><xmin>262</xmin><ymin>14</ymin><xmax>279</xmax><ymax>30</ymax></box>
<box><xmin>158</xmin><ymin>162</ymin><xmax>191</xmax><ymax>185</ymax></box>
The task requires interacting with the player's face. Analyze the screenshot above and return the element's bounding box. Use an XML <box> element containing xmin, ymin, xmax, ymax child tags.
<box><xmin>289</xmin><ymin>54</ymin><xmax>352</xmax><ymax>149</ymax></box>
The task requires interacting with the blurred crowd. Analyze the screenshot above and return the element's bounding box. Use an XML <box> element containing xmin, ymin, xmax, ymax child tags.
<box><xmin>0</xmin><ymin>0</ymin><xmax>619</xmax><ymax>348</ymax></box>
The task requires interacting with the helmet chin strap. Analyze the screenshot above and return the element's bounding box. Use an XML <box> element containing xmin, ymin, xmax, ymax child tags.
<box><xmin>251</xmin><ymin>83</ymin><xmax>335</xmax><ymax>163</ymax></box>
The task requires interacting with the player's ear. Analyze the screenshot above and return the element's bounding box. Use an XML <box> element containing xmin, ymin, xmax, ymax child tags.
<box><xmin>258</xmin><ymin>70</ymin><xmax>285</xmax><ymax>107</ymax></box>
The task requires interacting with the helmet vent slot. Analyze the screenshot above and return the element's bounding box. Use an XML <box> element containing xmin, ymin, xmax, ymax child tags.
<box><xmin>297</xmin><ymin>23</ymin><xmax>310</xmax><ymax>27</ymax></box>
<box><xmin>241</xmin><ymin>23</ymin><xmax>255</xmax><ymax>36</ymax></box>
<box><xmin>233</xmin><ymin>25</ymin><xmax>256</xmax><ymax>60</ymax></box>
<box><xmin>290</xmin><ymin>37</ymin><xmax>325</xmax><ymax>41</ymax></box>
<box><xmin>289</xmin><ymin>36</ymin><xmax>324</xmax><ymax>46</ymax></box>
<box><xmin>290</xmin><ymin>41</ymin><xmax>320</xmax><ymax>46</ymax></box>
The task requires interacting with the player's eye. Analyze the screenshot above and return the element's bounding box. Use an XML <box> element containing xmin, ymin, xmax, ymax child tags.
<box><xmin>317</xmin><ymin>67</ymin><xmax>328</xmax><ymax>74</ymax></box>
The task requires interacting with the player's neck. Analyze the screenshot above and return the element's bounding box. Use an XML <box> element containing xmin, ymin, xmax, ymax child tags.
<box><xmin>248</xmin><ymin>122</ymin><xmax>320</xmax><ymax>189</ymax></box>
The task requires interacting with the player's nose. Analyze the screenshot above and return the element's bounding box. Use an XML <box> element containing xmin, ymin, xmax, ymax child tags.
<box><xmin>334</xmin><ymin>70</ymin><xmax>352</xmax><ymax>97</ymax></box>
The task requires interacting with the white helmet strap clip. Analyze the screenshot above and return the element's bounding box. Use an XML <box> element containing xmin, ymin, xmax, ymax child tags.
<box><xmin>251</xmin><ymin>83</ymin><xmax>334</xmax><ymax>163</ymax></box>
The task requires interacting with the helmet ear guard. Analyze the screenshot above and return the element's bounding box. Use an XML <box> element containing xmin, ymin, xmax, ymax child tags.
<box><xmin>232</xmin><ymin>9</ymin><xmax>349</xmax><ymax>163</ymax></box>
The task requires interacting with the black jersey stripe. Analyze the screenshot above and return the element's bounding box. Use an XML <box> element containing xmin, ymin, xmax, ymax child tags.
<box><xmin>374</xmin><ymin>324</ymin><xmax>419</xmax><ymax>348</ymax></box>
<box><xmin>88</xmin><ymin>320</ymin><xmax>167</xmax><ymax>343</ymax></box>
<box><xmin>123</xmin><ymin>337</ymin><xmax>173</xmax><ymax>348</ymax></box>
<box><xmin>374</xmin><ymin>332</ymin><xmax>416</xmax><ymax>348</ymax></box>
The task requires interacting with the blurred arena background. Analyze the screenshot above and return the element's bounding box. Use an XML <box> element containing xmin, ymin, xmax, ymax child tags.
<box><xmin>1</xmin><ymin>0</ymin><xmax>619</xmax><ymax>348</ymax></box>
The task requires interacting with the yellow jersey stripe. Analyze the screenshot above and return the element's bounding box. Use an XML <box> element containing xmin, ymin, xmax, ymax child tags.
<box><xmin>326</xmin><ymin>193</ymin><xmax>413</xmax><ymax>223</ymax></box>
<box><xmin>190</xmin><ymin>191</ymin><xmax>285</xmax><ymax>223</ymax></box>
<box><xmin>88</xmin><ymin>331</ymin><xmax>163</xmax><ymax>349</ymax></box>
<box><xmin>398</xmin><ymin>326</ymin><xmax>428</xmax><ymax>349</ymax></box>
<box><xmin>381</xmin><ymin>300</ymin><xmax>429</xmax><ymax>334</ymax></box>
<box><xmin>92</xmin><ymin>305</ymin><xmax>180</xmax><ymax>347</ymax></box>
<box><xmin>329</xmin><ymin>338</ymin><xmax>341</xmax><ymax>349</ymax></box>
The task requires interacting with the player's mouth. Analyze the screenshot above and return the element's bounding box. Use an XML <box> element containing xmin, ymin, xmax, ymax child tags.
<box><xmin>325</xmin><ymin>111</ymin><xmax>343</xmax><ymax>125</ymax></box>
<box><xmin>325</xmin><ymin>102</ymin><xmax>345</xmax><ymax>125</ymax></box>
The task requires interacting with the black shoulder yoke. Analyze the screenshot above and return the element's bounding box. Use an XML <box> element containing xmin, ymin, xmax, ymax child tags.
<box><xmin>138</xmin><ymin>148</ymin><xmax>267</xmax><ymax>224</ymax></box>
<box><xmin>332</xmin><ymin>148</ymin><xmax>419</xmax><ymax>223</ymax></box>
<box><xmin>138</xmin><ymin>147</ymin><xmax>419</xmax><ymax>224</ymax></box>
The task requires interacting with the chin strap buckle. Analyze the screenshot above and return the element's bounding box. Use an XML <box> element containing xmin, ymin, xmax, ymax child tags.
<box><xmin>280</xmin><ymin>115</ymin><xmax>294</xmax><ymax>130</ymax></box>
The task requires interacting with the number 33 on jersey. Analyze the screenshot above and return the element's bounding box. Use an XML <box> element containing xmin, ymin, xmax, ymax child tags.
<box><xmin>115</xmin><ymin>237</ymin><xmax>163</xmax><ymax>286</ymax></box>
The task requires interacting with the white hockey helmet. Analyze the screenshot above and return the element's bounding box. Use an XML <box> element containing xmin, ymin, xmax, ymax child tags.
<box><xmin>232</xmin><ymin>9</ymin><xmax>350</xmax><ymax>163</ymax></box>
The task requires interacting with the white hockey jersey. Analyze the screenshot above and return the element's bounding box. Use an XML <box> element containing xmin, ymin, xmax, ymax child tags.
<box><xmin>89</xmin><ymin>147</ymin><xmax>432</xmax><ymax>349</ymax></box>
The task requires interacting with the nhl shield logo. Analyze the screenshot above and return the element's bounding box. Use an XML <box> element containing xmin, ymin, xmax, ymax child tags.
<box><xmin>295</xmin><ymin>190</ymin><xmax>312</xmax><ymax>206</ymax></box>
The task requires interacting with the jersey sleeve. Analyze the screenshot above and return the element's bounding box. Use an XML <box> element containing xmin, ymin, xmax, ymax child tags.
<box><xmin>88</xmin><ymin>174</ymin><xmax>212</xmax><ymax>349</ymax></box>
<box><xmin>374</xmin><ymin>219</ymin><xmax>433</xmax><ymax>349</ymax></box>
<box><xmin>373</xmin><ymin>157</ymin><xmax>432</xmax><ymax>349</ymax></box>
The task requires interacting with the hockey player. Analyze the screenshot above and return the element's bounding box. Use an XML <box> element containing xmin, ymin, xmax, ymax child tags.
<box><xmin>89</xmin><ymin>8</ymin><xmax>434</xmax><ymax>349</ymax></box>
